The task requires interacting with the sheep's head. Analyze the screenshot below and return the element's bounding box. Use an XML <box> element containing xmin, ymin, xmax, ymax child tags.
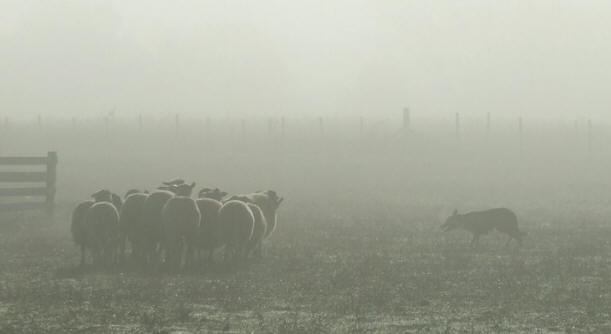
<box><xmin>266</xmin><ymin>190</ymin><xmax>284</xmax><ymax>210</ymax></box>
<box><xmin>172</xmin><ymin>182</ymin><xmax>196</xmax><ymax>197</ymax></box>
<box><xmin>91</xmin><ymin>189</ymin><xmax>113</xmax><ymax>203</ymax></box>
<box><xmin>198</xmin><ymin>188</ymin><xmax>228</xmax><ymax>201</ymax></box>
<box><xmin>162</xmin><ymin>178</ymin><xmax>185</xmax><ymax>187</ymax></box>
<box><xmin>441</xmin><ymin>209</ymin><xmax>461</xmax><ymax>232</ymax></box>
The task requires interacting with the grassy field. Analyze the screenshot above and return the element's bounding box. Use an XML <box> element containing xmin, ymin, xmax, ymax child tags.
<box><xmin>1</xmin><ymin>119</ymin><xmax>610</xmax><ymax>333</ymax></box>
<box><xmin>0</xmin><ymin>200</ymin><xmax>610</xmax><ymax>333</ymax></box>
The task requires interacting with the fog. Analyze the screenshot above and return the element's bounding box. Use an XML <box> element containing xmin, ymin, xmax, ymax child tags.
<box><xmin>3</xmin><ymin>2</ymin><xmax>611</xmax><ymax>332</ymax></box>
<box><xmin>2</xmin><ymin>1</ymin><xmax>611</xmax><ymax>118</ymax></box>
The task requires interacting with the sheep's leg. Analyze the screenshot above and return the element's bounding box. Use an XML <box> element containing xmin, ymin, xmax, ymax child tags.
<box><xmin>80</xmin><ymin>245</ymin><xmax>85</xmax><ymax>267</ymax></box>
<box><xmin>504</xmin><ymin>235</ymin><xmax>513</xmax><ymax>247</ymax></box>
<box><xmin>254</xmin><ymin>241</ymin><xmax>263</xmax><ymax>258</ymax></box>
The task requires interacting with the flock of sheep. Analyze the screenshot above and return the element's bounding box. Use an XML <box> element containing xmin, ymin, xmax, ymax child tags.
<box><xmin>70</xmin><ymin>178</ymin><xmax>283</xmax><ymax>271</ymax></box>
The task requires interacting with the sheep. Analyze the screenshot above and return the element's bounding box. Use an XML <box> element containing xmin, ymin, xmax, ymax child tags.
<box><xmin>163</xmin><ymin>178</ymin><xmax>185</xmax><ymax>186</ymax></box>
<box><xmin>118</xmin><ymin>192</ymin><xmax>149</xmax><ymax>263</ymax></box>
<box><xmin>160</xmin><ymin>182</ymin><xmax>200</xmax><ymax>271</ymax></box>
<box><xmin>228</xmin><ymin>190</ymin><xmax>283</xmax><ymax>256</ymax></box>
<box><xmin>236</xmin><ymin>190</ymin><xmax>283</xmax><ymax>239</ymax></box>
<box><xmin>218</xmin><ymin>200</ymin><xmax>254</xmax><ymax>264</ymax></box>
<box><xmin>71</xmin><ymin>200</ymin><xmax>94</xmax><ymax>266</ymax></box>
<box><xmin>246</xmin><ymin>202</ymin><xmax>267</xmax><ymax>258</ymax></box>
<box><xmin>195</xmin><ymin>197</ymin><xmax>223</xmax><ymax>263</ymax></box>
<box><xmin>111</xmin><ymin>192</ymin><xmax>123</xmax><ymax>211</ymax></box>
<box><xmin>85</xmin><ymin>200</ymin><xmax>120</xmax><ymax>267</ymax></box>
<box><xmin>124</xmin><ymin>189</ymin><xmax>147</xmax><ymax>198</ymax></box>
<box><xmin>198</xmin><ymin>188</ymin><xmax>228</xmax><ymax>201</ymax></box>
<box><xmin>141</xmin><ymin>190</ymin><xmax>175</xmax><ymax>264</ymax></box>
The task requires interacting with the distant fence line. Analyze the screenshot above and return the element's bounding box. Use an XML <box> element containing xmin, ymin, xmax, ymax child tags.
<box><xmin>0</xmin><ymin>151</ymin><xmax>57</xmax><ymax>214</ymax></box>
<box><xmin>1</xmin><ymin>111</ymin><xmax>598</xmax><ymax>151</ymax></box>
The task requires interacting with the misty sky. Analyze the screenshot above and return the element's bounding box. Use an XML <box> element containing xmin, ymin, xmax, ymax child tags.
<box><xmin>1</xmin><ymin>1</ymin><xmax>610</xmax><ymax>119</ymax></box>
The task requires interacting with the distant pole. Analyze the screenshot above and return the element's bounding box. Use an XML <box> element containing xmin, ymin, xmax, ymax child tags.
<box><xmin>37</xmin><ymin>115</ymin><xmax>42</xmax><ymax>129</ymax></box>
<box><xmin>241</xmin><ymin>119</ymin><xmax>246</xmax><ymax>138</ymax></box>
<box><xmin>455</xmin><ymin>112</ymin><xmax>460</xmax><ymax>141</ymax></box>
<box><xmin>205</xmin><ymin>117</ymin><xmax>211</xmax><ymax>137</ymax></box>
<box><xmin>267</xmin><ymin>118</ymin><xmax>273</xmax><ymax>136</ymax></box>
<box><xmin>486</xmin><ymin>112</ymin><xmax>490</xmax><ymax>139</ymax></box>
<box><xmin>403</xmin><ymin>108</ymin><xmax>410</xmax><ymax>132</ymax></box>
<box><xmin>319</xmin><ymin>117</ymin><xmax>324</xmax><ymax>136</ymax></box>
<box><xmin>360</xmin><ymin>116</ymin><xmax>364</xmax><ymax>135</ymax></box>
<box><xmin>4</xmin><ymin>116</ymin><xmax>8</xmax><ymax>129</ymax></box>
<box><xmin>138</xmin><ymin>114</ymin><xmax>143</xmax><ymax>131</ymax></box>
<box><xmin>104</xmin><ymin>116</ymin><xmax>109</xmax><ymax>134</ymax></box>
<box><xmin>281</xmin><ymin>116</ymin><xmax>285</xmax><ymax>137</ymax></box>
<box><xmin>71</xmin><ymin>117</ymin><xmax>76</xmax><ymax>129</ymax></box>
<box><xmin>587</xmin><ymin>119</ymin><xmax>592</xmax><ymax>154</ymax></box>
<box><xmin>175</xmin><ymin>114</ymin><xmax>180</xmax><ymax>134</ymax></box>
<box><xmin>518</xmin><ymin>116</ymin><xmax>523</xmax><ymax>155</ymax></box>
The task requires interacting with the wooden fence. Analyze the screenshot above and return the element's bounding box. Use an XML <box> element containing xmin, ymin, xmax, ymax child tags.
<box><xmin>0</xmin><ymin>151</ymin><xmax>57</xmax><ymax>213</ymax></box>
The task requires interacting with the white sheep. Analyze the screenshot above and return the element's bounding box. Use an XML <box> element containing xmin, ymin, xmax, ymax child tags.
<box><xmin>85</xmin><ymin>195</ymin><xmax>120</xmax><ymax>267</ymax></box>
<box><xmin>195</xmin><ymin>198</ymin><xmax>223</xmax><ymax>262</ymax></box>
<box><xmin>71</xmin><ymin>200</ymin><xmax>94</xmax><ymax>266</ymax></box>
<box><xmin>118</xmin><ymin>192</ymin><xmax>149</xmax><ymax>263</ymax></box>
<box><xmin>141</xmin><ymin>190</ymin><xmax>175</xmax><ymax>264</ymax></box>
<box><xmin>218</xmin><ymin>200</ymin><xmax>254</xmax><ymax>264</ymax></box>
<box><xmin>228</xmin><ymin>190</ymin><xmax>283</xmax><ymax>256</ymax></box>
<box><xmin>160</xmin><ymin>182</ymin><xmax>200</xmax><ymax>271</ymax></box>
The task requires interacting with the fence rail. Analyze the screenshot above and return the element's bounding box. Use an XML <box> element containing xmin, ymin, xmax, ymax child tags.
<box><xmin>0</xmin><ymin>152</ymin><xmax>57</xmax><ymax>213</ymax></box>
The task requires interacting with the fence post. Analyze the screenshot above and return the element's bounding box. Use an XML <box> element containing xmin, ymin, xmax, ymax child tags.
<box><xmin>360</xmin><ymin>116</ymin><xmax>364</xmax><ymax>135</ymax></box>
<box><xmin>403</xmin><ymin>108</ymin><xmax>410</xmax><ymax>132</ymax></box>
<box><xmin>455</xmin><ymin>112</ymin><xmax>460</xmax><ymax>142</ymax></box>
<box><xmin>319</xmin><ymin>117</ymin><xmax>324</xmax><ymax>136</ymax></box>
<box><xmin>587</xmin><ymin>119</ymin><xmax>592</xmax><ymax>154</ymax></box>
<box><xmin>518</xmin><ymin>116</ymin><xmax>523</xmax><ymax>155</ymax></box>
<box><xmin>281</xmin><ymin>117</ymin><xmax>285</xmax><ymax>138</ymax></box>
<box><xmin>46</xmin><ymin>151</ymin><xmax>58</xmax><ymax>215</ymax></box>
<box><xmin>486</xmin><ymin>112</ymin><xmax>490</xmax><ymax>139</ymax></box>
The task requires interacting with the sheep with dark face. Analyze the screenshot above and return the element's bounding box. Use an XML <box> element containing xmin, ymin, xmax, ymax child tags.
<box><xmin>195</xmin><ymin>197</ymin><xmax>223</xmax><ymax>262</ymax></box>
<box><xmin>71</xmin><ymin>200</ymin><xmax>94</xmax><ymax>266</ymax></box>
<box><xmin>119</xmin><ymin>192</ymin><xmax>149</xmax><ymax>263</ymax></box>
<box><xmin>141</xmin><ymin>190</ymin><xmax>175</xmax><ymax>264</ymax></box>
<box><xmin>86</xmin><ymin>190</ymin><xmax>120</xmax><ymax>266</ymax></box>
<box><xmin>227</xmin><ymin>190</ymin><xmax>283</xmax><ymax>256</ymax></box>
<box><xmin>237</xmin><ymin>190</ymin><xmax>283</xmax><ymax>239</ymax></box>
<box><xmin>198</xmin><ymin>188</ymin><xmax>228</xmax><ymax>201</ymax></box>
<box><xmin>161</xmin><ymin>182</ymin><xmax>200</xmax><ymax>271</ymax></box>
<box><xmin>218</xmin><ymin>200</ymin><xmax>254</xmax><ymax>264</ymax></box>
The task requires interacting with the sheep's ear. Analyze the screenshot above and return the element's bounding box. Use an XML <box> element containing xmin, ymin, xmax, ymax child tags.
<box><xmin>220</xmin><ymin>191</ymin><xmax>228</xmax><ymax>197</ymax></box>
<box><xmin>189</xmin><ymin>182</ymin><xmax>196</xmax><ymax>189</ymax></box>
<box><xmin>452</xmin><ymin>209</ymin><xmax>458</xmax><ymax>216</ymax></box>
<box><xmin>276</xmin><ymin>197</ymin><xmax>284</xmax><ymax>205</ymax></box>
<box><xmin>158</xmin><ymin>186</ymin><xmax>170</xmax><ymax>191</ymax></box>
